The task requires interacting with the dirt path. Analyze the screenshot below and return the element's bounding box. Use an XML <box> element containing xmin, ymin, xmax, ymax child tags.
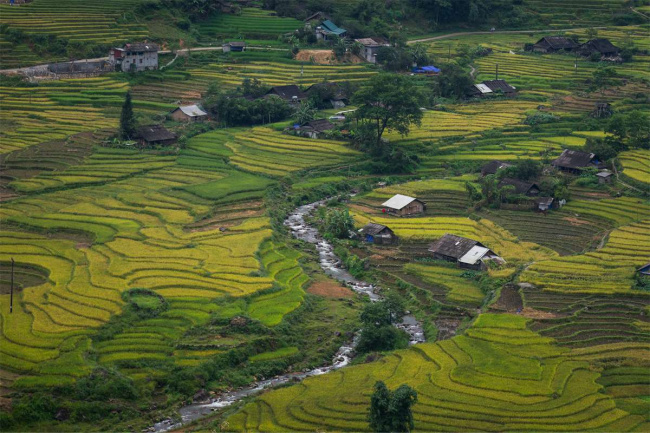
<box><xmin>407</xmin><ymin>27</ymin><xmax>607</xmax><ymax>44</ymax></box>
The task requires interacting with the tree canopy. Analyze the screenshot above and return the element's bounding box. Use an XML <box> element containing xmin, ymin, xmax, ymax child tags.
<box><xmin>368</xmin><ymin>381</ymin><xmax>419</xmax><ymax>433</ymax></box>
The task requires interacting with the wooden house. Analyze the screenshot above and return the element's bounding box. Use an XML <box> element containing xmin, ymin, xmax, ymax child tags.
<box><xmin>597</xmin><ymin>170</ymin><xmax>614</xmax><ymax>184</ymax></box>
<box><xmin>265</xmin><ymin>85</ymin><xmax>307</xmax><ymax>105</ymax></box>
<box><xmin>498</xmin><ymin>178</ymin><xmax>540</xmax><ymax>197</ymax></box>
<box><xmin>481</xmin><ymin>160</ymin><xmax>512</xmax><ymax>177</ymax></box>
<box><xmin>381</xmin><ymin>194</ymin><xmax>426</xmax><ymax>216</ymax></box>
<box><xmin>552</xmin><ymin>149</ymin><xmax>603</xmax><ymax>174</ymax></box>
<box><xmin>136</xmin><ymin>125</ymin><xmax>177</xmax><ymax>147</ymax></box>
<box><xmin>360</xmin><ymin>223</ymin><xmax>397</xmax><ymax>245</ymax></box>
<box><xmin>579</xmin><ymin>39</ymin><xmax>621</xmax><ymax>60</ymax></box>
<box><xmin>533</xmin><ymin>197</ymin><xmax>555</xmax><ymax>212</ymax></box>
<box><xmin>294</xmin><ymin>118</ymin><xmax>335</xmax><ymax>139</ymax></box>
<box><xmin>170</xmin><ymin>105</ymin><xmax>208</xmax><ymax>122</ymax></box>
<box><xmin>428</xmin><ymin>234</ymin><xmax>504</xmax><ymax>271</ymax></box>
<box><xmin>223</xmin><ymin>41</ymin><xmax>246</xmax><ymax>52</ymax></box>
<box><xmin>532</xmin><ymin>36</ymin><xmax>578</xmax><ymax>53</ymax></box>
<box><xmin>315</xmin><ymin>20</ymin><xmax>346</xmax><ymax>41</ymax></box>
<box><xmin>468</xmin><ymin>79</ymin><xmax>517</xmax><ymax>98</ymax></box>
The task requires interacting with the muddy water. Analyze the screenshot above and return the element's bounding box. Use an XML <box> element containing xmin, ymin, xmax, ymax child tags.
<box><xmin>151</xmin><ymin>200</ymin><xmax>425</xmax><ymax>432</ymax></box>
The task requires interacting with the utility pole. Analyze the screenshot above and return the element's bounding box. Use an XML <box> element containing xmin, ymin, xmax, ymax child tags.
<box><xmin>495</xmin><ymin>63</ymin><xmax>499</xmax><ymax>80</ymax></box>
<box><xmin>10</xmin><ymin>258</ymin><xmax>14</xmax><ymax>313</ymax></box>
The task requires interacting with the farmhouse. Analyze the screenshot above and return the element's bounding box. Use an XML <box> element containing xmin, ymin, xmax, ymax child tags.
<box><xmin>498</xmin><ymin>178</ymin><xmax>540</xmax><ymax>196</ymax></box>
<box><xmin>315</xmin><ymin>20</ymin><xmax>347</xmax><ymax>41</ymax></box>
<box><xmin>223</xmin><ymin>41</ymin><xmax>246</xmax><ymax>52</ymax></box>
<box><xmin>468</xmin><ymin>79</ymin><xmax>517</xmax><ymax>98</ymax></box>
<box><xmin>360</xmin><ymin>223</ymin><xmax>397</xmax><ymax>245</ymax></box>
<box><xmin>579</xmin><ymin>39</ymin><xmax>620</xmax><ymax>60</ymax></box>
<box><xmin>170</xmin><ymin>105</ymin><xmax>208</xmax><ymax>122</ymax></box>
<box><xmin>532</xmin><ymin>36</ymin><xmax>578</xmax><ymax>53</ymax></box>
<box><xmin>294</xmin><ymin>119</ymin><xmax>335</xmax><ymax>138</ymax></box>
<box><xmin>381</xmin><ymin>194</ymin><xmax>426</xmax><ymax>216</ymax></box>
<box><xmin>136</xmin><ymin>125</ymin><xmax>177</xmax><ymax>147</ymax></box>
<box><xmin>265</xmin><ymin>85</ymin><xmax>307</xmax><ymax>105</ymax></box>
<box><xmin>597</xmin><ymin>170</ymin><xmax>614</xmax><ymax>184</ymax></box>
<box><xmin>355</xmin><ymin>38</ymin><xmax>390</xmax><ymax>63</ymax></box>
<box><xmin>428</xmin><ymin>234</ymin><xmax>504</xmax><ymax>271</ymax></box>
<box><xmin>109</xmin><ymin>43</ymin><xmax>159</xmax><ymax>72</ymax></box>
<box><xmin>481</xmin><ymin>160</ymin><xmax>512</xmax><ymax>176</ymax></box>
<box><xmin>593</xmin><ymin>102</ymin><xmax>613</xmax><ymax>118</ymax></box>
<box><xmin>552</xmin><ymin>149</ymin><xmax>603</xmax><ymax>173</ymax></box>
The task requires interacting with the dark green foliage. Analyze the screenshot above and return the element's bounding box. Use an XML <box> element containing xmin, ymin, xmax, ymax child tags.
<box><xmin>74</xmin><ymin>368</ymin><xmax>139</xmax><ymax>401</ymax></box>
<box><xmin>434</xmin><ymin>63</ymin><xmax>473</xmax><ymax>99</ymax></box>
<box><xmin>241</xmin><ymin>77</ymin><xmax>271</xmax><ymax>98</ymax></box>
<box><xmin>119</xmin><ymin>91</ymin><xmax>136</xmax><ymax>140</ymax></box>
<box><xmin>376</xmin><ymin>46</ymin><xmax>413</xmax><ymax>72</ymax></box>
<box><xmin>591</xmin><ymin>66</ymin><xmax>621</xmax><ymax>92</ymax></box>
<box><xmin>606</xmin><ymin>111</ymin><xmax>650</xmax><ymax>149</ymax></box>
<box><xmin>205</xmin><ymin>94</ymin><xmax>293</xmax><ymax>126</ymax></box>
<box><xmin>357</xmin><ymin>298</ymin><xmax>409</xmax><ymax>353</ymax></box>
<box><xmin>368</xmin><ymin>381</ymin><xmax>418</xmax><ymax>433</ymax></box>
<box><xmin>323</xmin><ymin>208</ymin><xmax>355</xmax><ymax>239</ymax></box>
<box><xmin>523</xmin><ymin>112</ymin><xmax>560</xmax><ymax>126</ymax></box>
<box><xmin>293</xmin><ymin>101</ymin><xmax>318</xmax><ymax>125</ymax></box>
<box><xmin>503</xmin><ymin>159</ymin><xmax>542</xmax><ymax>181</ymax></box>
<box><xmin>585</xmin><ymin>137</ymin><xmax>620</xmax><ymax>161</ymax></box>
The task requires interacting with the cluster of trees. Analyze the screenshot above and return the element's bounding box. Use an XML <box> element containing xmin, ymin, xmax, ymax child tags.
<box><xmin>369</xmin><ymin>381</ymin><xmax>418</xmax><ymax>433</ymax></box>
<box><xmin>202</xmin><ymin>79</ymin><xmax>293</xmax><ymax>127</ymax></box>
<box><xmin>357</xmin><ymin>294</ymin><xmax>409</xmax><ymax>353</ymax></box>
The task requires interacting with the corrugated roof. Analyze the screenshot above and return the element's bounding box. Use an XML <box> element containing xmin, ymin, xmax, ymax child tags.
<box><xmin>176</xmin><ymin>105</ymin><xmax>207</xmax><ymax>117</ymax></box>
<box><xmin>320</xmin><ymin>20</ymin><xmax>346</xmax><ymax>35</ymax></box>
<box><xmin>124</xmin><ymin>43</ymin><xmax>159</xmax><ymax>52</ymax></box>
<box><xmin>459</xmin><ymin>246</ymin><xmax>491</xmax><ymax>265</ymax></box>
<box><xmin>498</xmin><ymin>178</ymin><xmax>539</xmax><ymax>195</ymax></box>
<box><xmin>382</xmin><ymin>194</ymin><xmax>417</xmax><ymax>210</ymax></box>
<box><xmin>552</xmin><ymin>149</ymin><xmax>596</xmax><ymax>169</ymax></box>
<box><xmin>361</xmin><ymin>223</ymin><xmax>390</xmax><ymax>236</ymax></box>
<box><xmin>475</xmin><ymin>83</ymin><xmax>493</xmax><ymax>94</ymax></box>
<box><xmin>137</xmin><ymin>124</ymin><xmax>177</xmax><ymax>142</ymax></box>
<box><xmin>428</xmin><ymin>234</ymin><xmax>482</xmax><ymax>260</ymax></box>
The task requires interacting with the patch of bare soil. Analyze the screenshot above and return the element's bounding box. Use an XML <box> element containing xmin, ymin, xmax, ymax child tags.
<box><xmin>520</xmin><ymin>307</ymin><xmax>559</xmax><ymax>319</ymax></box>
<box><xmin>307</xmin><ymin>281</ymin><xmax>353</xmax><ymax>298</ymax></box>
<box><xmin>562</xmin><ymin>217</ymin><xmax>593</xmax><ymax>226</ymax></box>
<box><xmin>294</xmin><ymin>50</ymin><xmax>364</xmax><ymax>64</ymax></box>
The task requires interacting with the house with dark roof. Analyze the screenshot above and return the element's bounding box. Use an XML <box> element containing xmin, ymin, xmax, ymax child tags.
<box><xmin>136</xmin><ymin>125</ymin><xmax>177</xmax><ymax>147</ymax></box>
<box><xmin>293</xmin><ymin>118</ymin><xmax>335</xmax><ymax>138</ymax></box>
<box><xmin>552</xmin><ymin>149</ymin><xmax>603</xmax><ymax>174</ymax></box>
<box><xmin>468</xmin><ymin>79</ymin><xmax>517</xmax><ymax>98</ymax></box>
<box><xmin>170</xmin><ymin>104</ymin><xmax>208</xmax><ymax>122</ymax></box>
<box><xmin>316</xmin><ymin>20</ymin><xmax>346</xmax><ymax>41</ymax></box>
<box><xmin>532</xmin><ymin>36</ymin><xmax>579</xmax><ymax>53</ymax></box>
<box><xmin>579</xmin><ymin>39</ymin><xmax>621</xmax><ymax>60</ymax></box>
<box><xmin>355</xmin><ymin>38</ymin><xmax>390</xmax><ymax>63</ymax></box>
<box><xmin>306</xmin><ymin>82</ymin><xmax>350</xmax><ymax>108</ymax></box>
<box><xmin>223</xmin><ymin>41</ymin><xmax>246</xmax><ymax>52</ymax></box>
<box><xmin>428</xmin><ymin>234</ymin><xmax>504</xmax><ymax>271</ymax></box>
<box><xmin>481</xmin><ymin>160</ymin><xmax>513</xmax><ymax>177</ymax></box>
<box><xmin>498</xmin><ymin>178</ymin><xmax>540</xmax><ymax>196</ymax></box>
<box><xmin>109</xmin><ymin>43</ymin><xmax>159</xmax><ymax>72</ymax></box>
<box><xmin>360</xmin><ymin>223</ymin><xmax>397</xmax><ymax>245</ymax></box>
<box><xmin>381</xmin><ymin>194</ymin><xmax>426</xmax><ymax>216</ymax></box>
<box><xmin>265</xmin><ymin>85</ymin><xmax>307</xmax><ymax>105</ymax></box>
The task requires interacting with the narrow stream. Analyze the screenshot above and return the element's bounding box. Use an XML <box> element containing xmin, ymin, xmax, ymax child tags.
<box><xmin>152</xmin><ymin>200</ymin><xmax>425</xmax><ymax>432</ymax></box>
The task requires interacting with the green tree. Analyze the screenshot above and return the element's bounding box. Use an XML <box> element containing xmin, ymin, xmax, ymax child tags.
<box><xmin>410</xmin><ymin>43</ymin><xmax>431</xmax><ymax>67</ymax></box>
<box><xmin>369</xmin><ymin>381</ymin><xmax>418</xmax><ymax>433</ymax></box>
<box><xmin>323</xmin><ymin>208</ymin><xmax>354</xmax><ymax>239</ymax></box>
<box><xmin>591</xmin><ymin>66</ymin><xmax>621</xmax><ymax>92</ymax></box>
<box><xmin>293</xmin><ymin>101</ymin><xmax>317</xmax><ymax>125</ymax></box>
<box><xmin>606</xmin><ymin>111</ymin><xmax>650</xmax><ymax>149</ymax></box>
<box><xmin>353</xmin><ymin>73</ymin><xmax>423</xmax><ymax>149</ymax></box>
<box><xmin>435</xmin><ymin>62</ymin><xmax>473</xmax><ymax>99</ymax></box>
<box><xmin>585</xmin><ymin>27</ymin><xmax>599</xmax><ymax>39</ymax></box>
<box><xmin>333</xmin><ymin>36</ymin><xmax>347</xmax><ymax>60</ymax></box>
<box><xmin>119</xmin><ymin>91</ymin><xmax>136</xmax><ymax>140</ymax></box>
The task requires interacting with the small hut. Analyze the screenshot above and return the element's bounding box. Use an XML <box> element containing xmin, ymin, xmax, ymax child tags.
<box><xmin>170</xmin><ymin>105</ymin><xmax>208</xmax><ymax>122</ymax></box>
<box><xmin>223</xmin><ymin>41</ymin><xmax>246</xmax><ymax>53</ymax></box>
<box><xmin>498</xmin><ymin>178</ymin><xmax>540</xmax><ymax>197</ymax></box>
<box><xmin>381</xmin><ymin>194</ymin><xmax>426</xmax><ymax>216</ymax></box>
<box><xmin>552</xmin><ymin>149</ymin><xmax>603</xmax><ymax>174</ymax></box>
<box><xmin>136</xmin><ymin>125</ymin><xmax>177</xmax><ymax>147</ymax></box>
<box><xmin>294</xmin><ymin>119</ymin><xmax>335</xmax><ymax>139</ymax></box>
<box><xmin>597</xmin><ymin>170</ymin><xmax>614</xmax><ymax>184</ymax></box>
<box><xmin>360</xmin><ymin>223</ymin><xmax>398</xmax><ymax>245</ymax></box>
<box><xmin>428</xmin><ymin>234</ymin><xmax>503</xmax><ymax>271</ymax></box>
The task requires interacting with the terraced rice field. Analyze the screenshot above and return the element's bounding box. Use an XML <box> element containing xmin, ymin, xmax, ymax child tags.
<box><xmin>227</xmin><ymin>313</ymin><xmax>649</xmax><ymax>432</ymax></box>
<box><xmin>619</xmin><ymin>150</ymin><xmax>650</xmax><ymax>184</ymax></box>
<box><xmin>0</xmin><ymin>77</ymin><xmax>173</xmax><ymax>154</ymax></box>
<box><xmin>524</xmin><ymin>0</ymin><xmax>628</xmax><ymax>27</ymax></box>
<box><xmin>196</xmin><ymin>7</ymin><xmax>302</xmax><ymax>39</ymax></box>
<box><xmin>195</xmin><ymin>127</ymin><xmax>360</xmax><ymax>177</ymax></box>
<box><xmin>520</xmin><ymin>219</ymin><xmax>650</xmax><ymax>293</ymax></box>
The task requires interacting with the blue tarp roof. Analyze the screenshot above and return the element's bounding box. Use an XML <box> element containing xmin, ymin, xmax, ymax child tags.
<box><xmin>321</xmin><ymin>20</ymin><xmax>347</xmax><ymax>35</ymax></box>
<box><xmin>413</xmin><ymin>66</ymin><xmax>440</xmax><ymax>73</ymax></box>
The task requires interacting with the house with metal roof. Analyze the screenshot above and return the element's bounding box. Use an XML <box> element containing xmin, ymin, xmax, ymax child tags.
<box><xmin>481</xmin><ymin>160</ymin><xmax>513</xmax><ymax>177</ymax></box>
<box><xmin>359</xmin><ymin>223</ymin><xmax>398</xmax><ymax>245</ymax></box>
<box><xmin>316</xmin><ymin>20</ymin><xmax>347</xmax><ymax>41</ymax></box>
<box><xmin>355</xmin><ymin>38</ymin><xmax>390</xmax><ymax>63</ymax></box>
<box><xmin>170</xmin><ymin>105</ymin><xmax>208</xmax><ymax>122</ymax></box>
<box><xmin>293</xmin><ymin>118</ymin><xmax>335</xmax><ymax>138</ymax></box>
<box><xmin>381</xmin><ymin>194</ymin><xmax>426</xmax><ymax>216</ymax></box>
<box><xmin>468</xmin><ymin>79</ymin><xmax>517</xmax><ymax>98</ymax></box>
<box><xmin>428</xmin><ymin>234</ymin><xmax>503</xmax><ymax>271</ymax></box>
<box><xmin>223</xmin><ymin>41</ymin><xmax>247</xmax><ymax>52</ymax></box>
<box><xmin>552</xmin><ymin>149</ymin><xmax>603</xmax><ymax>174</ymax></box>
<box><xmin>579</xmin><ymin>39</ymin><xmax>621</xmax><ymax>60</ymax></box>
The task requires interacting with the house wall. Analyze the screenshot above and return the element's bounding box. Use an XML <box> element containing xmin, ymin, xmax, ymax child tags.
<box><xmin>170</xmin><ymin>110</ymin><xmax>190</xmax><ymax>122</ymax></box>
<box><xmin>397</xmin><ymin>201</ymin><xmax>425</xmax><ymax>216</ymax></box>
<box><xmin>120</xmin><ymin>51</ymin><xmax>158</xmax><ymax>72</ymax></box>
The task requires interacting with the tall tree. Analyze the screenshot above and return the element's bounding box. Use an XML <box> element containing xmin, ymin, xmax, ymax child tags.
<box><xmin>353</xmin><ymin>73</ymin><xmax>423</xmax><ymax>149</ymax></box>
<box><xmin>119</xmin><ymin>91</ymin><xmax>136</xmax><ymax>140</ymax></box>
<box><xmin>369</xmin><ymin>381</ymin><xmax>419</xmax><ymax>433</ymax></box>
